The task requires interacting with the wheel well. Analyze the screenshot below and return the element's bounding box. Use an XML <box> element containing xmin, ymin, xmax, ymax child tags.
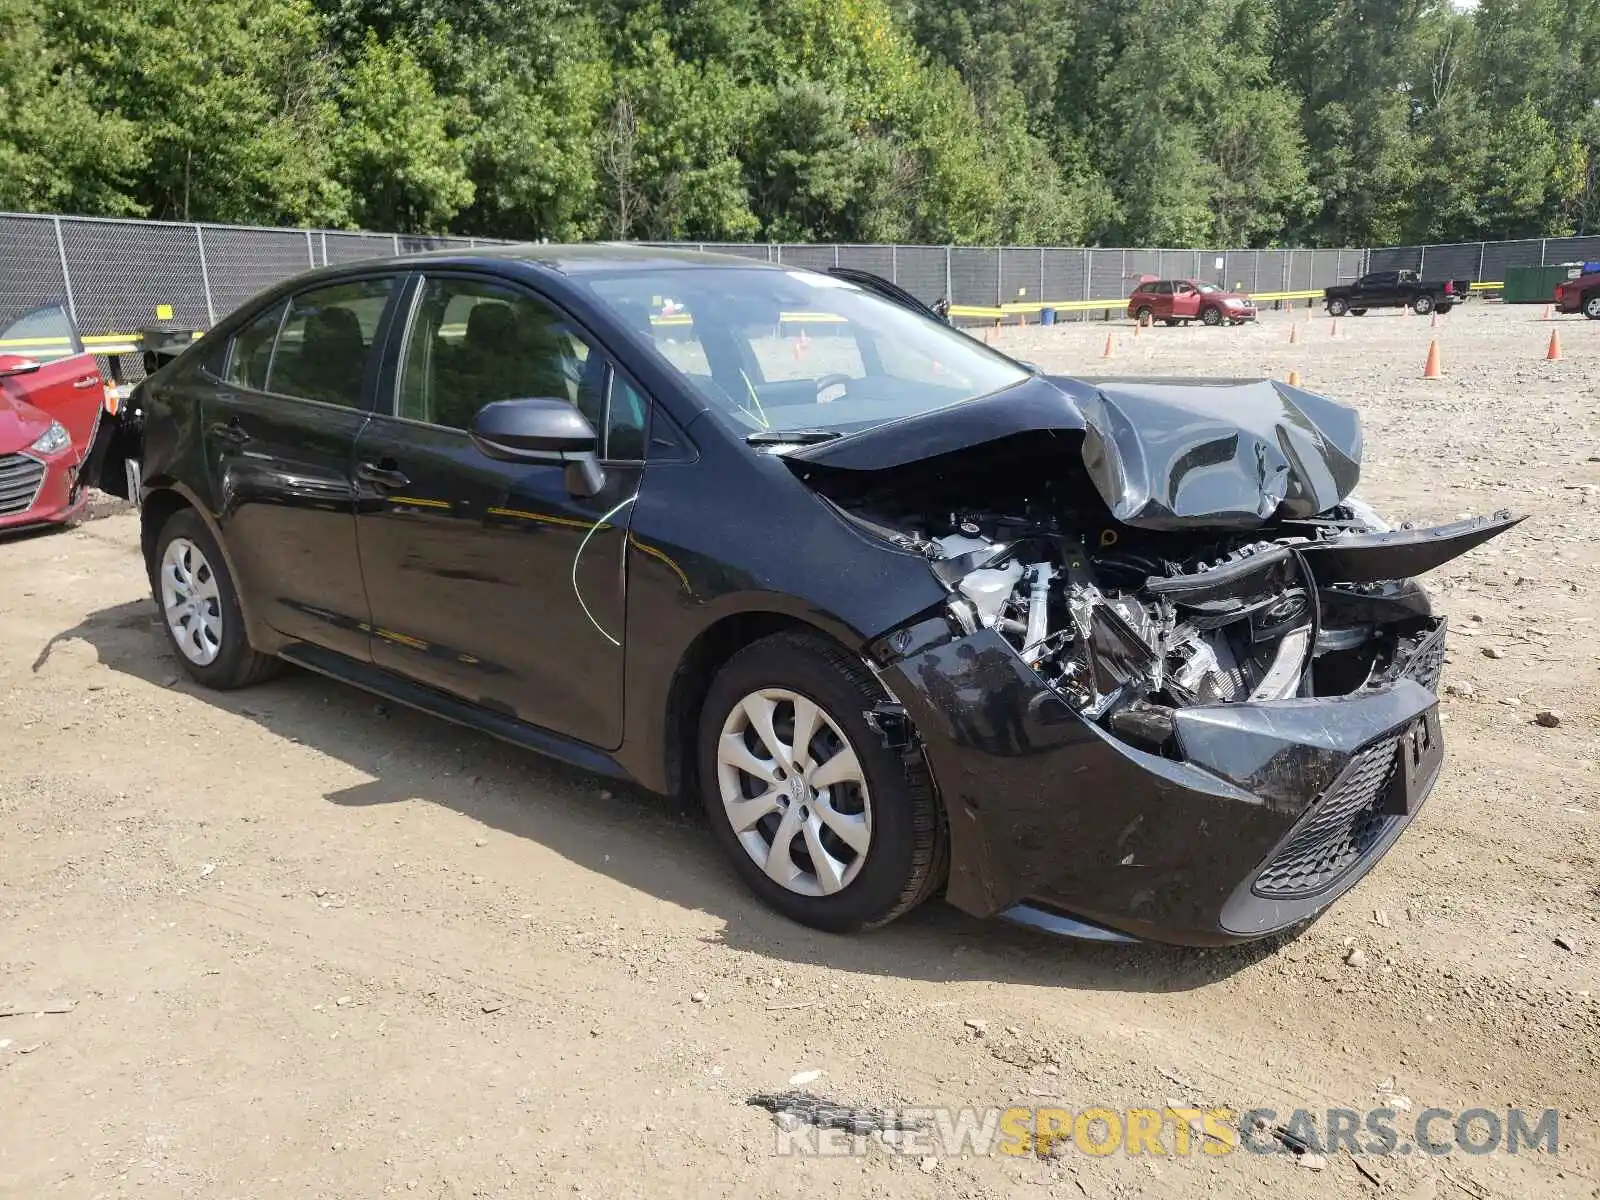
<box><xmin>662</xmin><ymin>611</ymin><xmax>821</xmax><ymax>798</ymax></box>
<box><xmin>139</xmin><ymin>489</ymin><xmax>192</xmax><ymax>577</ymax></box>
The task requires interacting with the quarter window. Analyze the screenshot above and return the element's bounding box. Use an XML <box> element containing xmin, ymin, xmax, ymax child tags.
<box><xmin>225</xmin><ymin>301</ymin><xmax>287</xmax><ymax>391</ymax></box>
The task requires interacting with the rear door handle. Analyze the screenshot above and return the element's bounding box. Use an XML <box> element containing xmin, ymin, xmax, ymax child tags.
<box><xmin>357</xmin><ymin>460</ymin><xmax>410</xmax><ymax>489</ymax></box>
<box><xmin>72</xmin><ymin>375</ymin><xmax>102</xmax><ymax>390</ymax></box>
<box><xmin>209</xmin><ymin>418</ymin><xmax>251</xmax><ymax>446</ymax></box>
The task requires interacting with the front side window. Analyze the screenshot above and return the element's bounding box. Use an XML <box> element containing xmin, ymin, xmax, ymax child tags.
<box><xmin>1154</xmin><ymin>282</ymin><xmax>1174</xmax><ymax>295</ymax></box>
<box><xmin>268</xmin><ymin>278</ymin><xmax>395</xmax><ymax>408</ymax></box>
<box><xmin>0</xmin><ymin>304</ymin><xmax>80</xmax><ymax>361</ymax></box>
<box><xmin>581</xmin><ymin>267</ymin><xmax>1028</xmax><ymax>441</ymax></box>
<box><xmin>397</xmin><ymin>277</ymin><xmax>602</xmax><ymax>434</ymax></box>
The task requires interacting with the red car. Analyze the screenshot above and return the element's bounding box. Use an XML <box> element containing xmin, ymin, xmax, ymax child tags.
<box><xmin>1127</xmin><ymin>279</ymin><xmax>1257</xmax><ymax>326</ymax></box>
<box><xmin>0</xmin><ymin>303</ymin><xmax>112</xmax><ymax>534</ymax></box>
<box><xmin>1554</xmin><ymin>271</ymin><xmax>1600</xmax><ymax>319</ymax></box>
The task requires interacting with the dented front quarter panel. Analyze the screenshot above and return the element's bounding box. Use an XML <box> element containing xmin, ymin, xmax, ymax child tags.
<box><xmin>871</xmin><ymin>619</ymin><xmax>1443</xmax><ymax>946</ymax></box>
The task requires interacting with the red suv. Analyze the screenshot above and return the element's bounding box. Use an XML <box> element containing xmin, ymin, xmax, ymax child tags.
<box><xmin>1554</xmin><ymin>271</ymin><xmax>1600</xmax><ymax>320</ymax></box>
<box><xmin>1128</xmin><ymin>280</ymin><xmax>1257</xmax><ymax>326</ymax></box>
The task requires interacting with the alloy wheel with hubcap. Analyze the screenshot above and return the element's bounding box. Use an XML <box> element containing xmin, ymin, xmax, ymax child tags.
<box><xmin>1584</xmin><ymin>295</ymin><xmax>1600</xmax><ymax>320</ymax></box>
<box><xmin>716</xmin><ymin>687</ymin><xmax>872</xmax><ymax>897</ymax></box>
<box><xmin>160</xmin><ymin>537</ymin><xmax>224</xmax><ymax>666</ymax></box>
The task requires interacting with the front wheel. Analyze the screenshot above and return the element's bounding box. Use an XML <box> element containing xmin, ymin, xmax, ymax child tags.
<box><xmin>1413</xmin><ymin>295</ymin><xmax>1435</xmax><ymax>315</ymax></box>
<box><xmin>1201</xmin><ymin>306</ymin><xmax>1224</xmax><ymax>326</ymax></box>
<box><xmin>1583</xmin><ymin>293</ymin><xmax>1600</xmax><ymax>320</ymax></box>
<box><xmin>1327</xmin><ymin>297</ymin><xmax>1350</xmax><ymax>317</ymax></box>
<box><xmin>152</xmin><ymin>508</ymin><xmax>280</xmax><ymax>689</ymax></box>
<box><xmin>698</xmin><ymin>631</ymin><xmax>945</xmax><ymax>933</ymax></box>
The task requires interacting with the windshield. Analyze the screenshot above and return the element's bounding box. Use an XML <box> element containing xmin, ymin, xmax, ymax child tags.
<box><xmin>581</xmin><ymin>266</ymin><xmax>1029</xmax><ymax>439</ymax></box>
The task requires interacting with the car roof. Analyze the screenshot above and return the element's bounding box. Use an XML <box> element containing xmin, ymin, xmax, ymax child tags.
<box><xmin>351</xmin><ymin>242</ymin><xmax>780</xmax><ymax>277</ymax></box>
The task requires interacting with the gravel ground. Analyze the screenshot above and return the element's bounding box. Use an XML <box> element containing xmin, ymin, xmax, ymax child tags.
<box><xmin>1</xmin><ymin>302</ymin><xmax>1596</xmax><ymax>1199</ymax></box>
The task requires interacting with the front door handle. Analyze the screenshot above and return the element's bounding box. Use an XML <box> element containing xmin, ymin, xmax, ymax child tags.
<box><xmin>209</xmin><ymin>418</ymin><xmax>251</xmax><ymax>446</ymax></box>
<box><xmin>357</xmin><ymin>459</ymin><xmax>410</xmax><ymax>490</ymax></box>
<box><xmin>72</xmin><ymin>375</ymin><xmax>103</xmax><ymax>390</ymax></box>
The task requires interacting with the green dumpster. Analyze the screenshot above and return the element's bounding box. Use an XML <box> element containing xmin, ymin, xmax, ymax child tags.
<box><xmin>1504</xmin><ymin>264</ymin><xmax>1583</xmax><ymax>304</ymax></box>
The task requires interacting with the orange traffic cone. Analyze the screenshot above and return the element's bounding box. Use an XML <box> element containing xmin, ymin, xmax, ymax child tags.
<box><xmin>1102</xmin><ymin>332</ymin><xmax>1115</xmax><ymax>358</ymax></box>
<box><xmin>1289</xmin><ymin>323</ymin><xmax>1299</xmax><ymax>344</ymax></box>
<box><xmin>1430</xmin><ymin>310</ymin><xmax>1439</xmax><ymax>328</ymax></box>
<box><xmin>1287</xmin><ymin>370</ymin><xmax>1301</xmax><ymax>387</ymax></box>
<box><xmin>1547</xmin><ymin>329</ymin><xmax>1562</xmax><ymax>361</ymax></box>
<box><xmin>1542</xmin><ymin>304</ymin><xmax>1552</xmax><ymax>320</ymax></box>
<box><xmin>1423</xmin><ymin>339</ymin><xmax>1442</xmax><ymax>379</ymax></box>
<box><xmin>1330</xmin><ymin>319</ymin><xmax>1339</xmax><ymax>338</ymax></box>
<box><xmin>1133</xmin><ymin>317</ymin><xmax>1142</xmax><ymax>338</ymax></box>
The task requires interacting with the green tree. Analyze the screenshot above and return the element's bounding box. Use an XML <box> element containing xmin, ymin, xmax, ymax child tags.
<box><xmin>0</xmin><ymin>0</ymin><xmax>143</xmax><ymax>215</ymax></box>
<box><xmin>332</xmin><ymin>32</ymin><xmax>474</xmax><ymax>232</ymax></box>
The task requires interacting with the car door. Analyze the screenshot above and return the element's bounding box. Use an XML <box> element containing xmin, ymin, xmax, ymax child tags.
<box><xmin>0</xmin><ymin>303</ymin><xmax>107</xmax><ymax>453</ymax></box>
<box><xmin>202</xmin><ymin>275</ymin><xmax>402</xmax><ymax>662</ymax></box>
<box><xmin>1150</xmin><ymin>281</ymin><xmax>1175</xmax><ymax>320</ymax></box>
<box><xmin>1360</xmin><ymin>272</ymin><xmax>1398</xmax><ymax>305</ymax></box>
<box><xmin>1170</xmin><ymin>282</ymin><xmax>1201</xmax><ymax>320</ymax></box>
<box><xmin>351</xmin><ymin>272</ymin><xmax>646</xmax><ymax>749</ymax></box>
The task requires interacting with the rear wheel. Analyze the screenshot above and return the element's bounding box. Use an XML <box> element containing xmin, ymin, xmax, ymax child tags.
<box><xmin>1412</xmin><ymin>294</ymin><xmax>1435</xmax><ymax>315</ymax></box>
<box><xmin>698</xmin><ymin>631</ymin><xmax>944</xmax><ymax>933</ymax></box>
<box><xmin>152</xmin><ymin>509</ymin><xmax>280</xmax><ymax>689</ymax></box>
<box><xmin>1583</xmin><ymin>293</ymin><xmax>1600</xmax><ymax>320</ymax></box>
<box><xmin>1201</xmin><ymin>306</ymin><xmax>1223</xmax><ymax>326</ymax></box>
<box><xmin>1133</xmin><ymin>305</ymin><xmax>1154</xmax><ymax>326</ymax></box>
<box><xmin>1327</xmin><ymin>297</ymin><xmax>1350</xmax><ymax>317</ymax></box>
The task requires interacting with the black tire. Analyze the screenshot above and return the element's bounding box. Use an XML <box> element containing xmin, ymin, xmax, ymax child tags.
<box><xmin>1327</xmin><ymin>297</ymin><xmax>1350</xmax><ymax>317</ymax></box>
<box><xmin>1412</xmin><ymin>294</ymin><xmax>1434</xmax><ymax>315</ymax></box>
<box><xmin>1351</xmin><ymin>308</ymin><xmax>1368</xmax><ymax>316</ymax></box>
<box><xmin>1133</xmin><ymin>305</ymin><xmax>1154</xmax><ymax>326</ymax></box>
<box><xmin>1583</xmin><ymin>293</ymin><xmax>1600</xmax><ymax>320</ymax></box>
<box><xmin>1201</xmin><ymin>306</ymin><xmax>1223</xmax><ymax>326</ymax></box>
<box><xmin>150</xmin><ymin>508</ymin><xmax>280</xmax><ymax>690</ymax></box>
<box><xmin>697</xmin><ymin>631</ymin><xmax>945</xmax><ymax>933</ymax></box>
<box><xmin>1436</xmin><ymin>304</ymin><xmax>1453</xmax><ymax>315</ymax></box>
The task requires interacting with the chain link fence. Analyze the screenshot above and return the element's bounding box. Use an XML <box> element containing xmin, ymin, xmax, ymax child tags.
<box><xmin>8</xmin><ymin>208</ymin><xmax>1588</xmax><ymax>344</ymax></box>
<box><xmin>1368</xmin><ymin>235</ymin><xmax>1600</xmax><ymax>280</ymax></box>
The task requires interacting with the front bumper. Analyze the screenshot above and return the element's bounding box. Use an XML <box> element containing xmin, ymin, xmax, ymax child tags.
<box><xmin>0</xmin><ymin>450</ymin><xmax>83</xmax><ymax>532</ymax></box>
<box><xmin>873</xmin><ymin>617</ymin><xmax>1446</xmax><ymax>946</ymax></box>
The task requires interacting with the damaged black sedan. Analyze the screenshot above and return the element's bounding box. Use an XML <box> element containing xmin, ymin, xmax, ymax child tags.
<box><xmin>105</xmin><ymin>246</ymin><xmax>1520</xmax><ymax>946</ymax></box>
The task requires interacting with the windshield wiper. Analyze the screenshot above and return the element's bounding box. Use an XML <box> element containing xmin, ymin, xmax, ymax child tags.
<box><xmin>746</xmin><ymin>429</ymin><xmax>844</xmax><ymax>445</ymax></box>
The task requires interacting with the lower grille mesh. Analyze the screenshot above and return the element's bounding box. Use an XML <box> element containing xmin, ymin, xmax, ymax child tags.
<box><xmin>1253</xmin><ymin>737</ymin><xmax>1399</xmax><ymax>899</ymax></box>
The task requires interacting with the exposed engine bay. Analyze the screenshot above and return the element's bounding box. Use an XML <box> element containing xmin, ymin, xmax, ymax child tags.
<box><xmin>801</xmin><ymin>431</ymin><xmax>1520</xmax><ymax>754</ymax></box>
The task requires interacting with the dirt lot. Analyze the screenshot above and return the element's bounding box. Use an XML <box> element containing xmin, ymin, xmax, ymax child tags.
<box><xmin>2</xmin><ymin>302</ymin><xmax>1596</xmax><ymax>1199</ymax></box>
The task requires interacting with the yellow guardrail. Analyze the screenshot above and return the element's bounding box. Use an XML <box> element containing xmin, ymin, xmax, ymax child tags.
<box><xmin>0</xmin><ymin>282</ymin><xmax>1512</xmax><ymax>357</ymax></box>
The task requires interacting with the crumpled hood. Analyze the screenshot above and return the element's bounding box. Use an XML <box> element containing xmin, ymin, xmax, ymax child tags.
<box><xmin>786</xmin><ymin>373</ymin><xmax>1363</xmax><ymax>530</ymax></box>
<box><xmin>0</xmin><ymin>388</ymin><xmax>53</xmax><ymax>456</ymax></box>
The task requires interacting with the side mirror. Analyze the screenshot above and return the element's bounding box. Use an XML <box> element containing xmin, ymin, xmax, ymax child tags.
<box><xmin>470</xmin><ymin>397</ymin><xmax>605</xmax><ymax>497</ymax></box>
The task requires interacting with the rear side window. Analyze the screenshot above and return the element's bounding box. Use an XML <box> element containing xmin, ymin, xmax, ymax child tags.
<box><xmin>270</xmin><ymin>278</ymin><xmax>395</xmax><ymax>408</ymax></box>
<box><xmin>225</xmin><ymin>301</ymin><xmax>287</xmax><ymax>390</ymax></box>
<box><xmin>1154</xmin><ymin>282</ymin><xmax>1174</xmax><ymax>295</ymax></box>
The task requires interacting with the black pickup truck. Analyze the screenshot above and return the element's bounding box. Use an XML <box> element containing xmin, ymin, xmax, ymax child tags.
<box><xmin>1324</xmin><ymin>270</ymin><xmax>1471</xmax><ymax>317</ymax></box>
